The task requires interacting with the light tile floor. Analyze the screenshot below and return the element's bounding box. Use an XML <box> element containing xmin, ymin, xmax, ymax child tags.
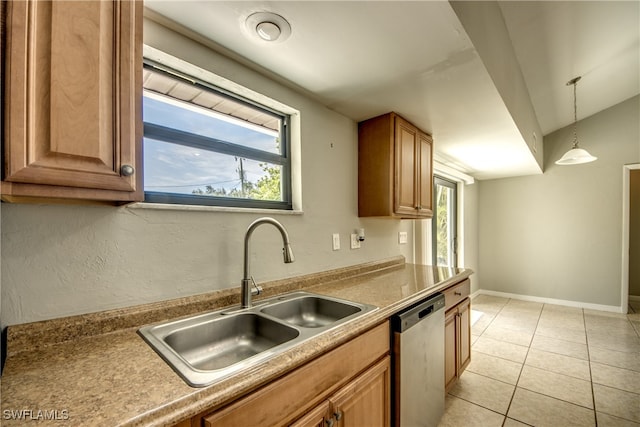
<box><xmin>438</xmin><ymin>295</ymin><xmax>640</xmax><ymax>426</ymax></box>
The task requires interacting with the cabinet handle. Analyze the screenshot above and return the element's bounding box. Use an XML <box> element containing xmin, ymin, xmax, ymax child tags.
<box><xmin>326</xmin><ymin>418</ymin><xmax>335</xmax><ymax>427</ymax></box>
<box><xmin>334</xmin><ymin>411</ymin><xmax>343</xmax><ymax>421</ymax></box>
<box><xmin>454</xmin><ymin>291</ymin><xmax>462</xmax><ymax>296</ymax></box>
<box><xmin>120</xmin><ymin>164</ymin><xmax>135</xmax><ymax>176</ymax></box>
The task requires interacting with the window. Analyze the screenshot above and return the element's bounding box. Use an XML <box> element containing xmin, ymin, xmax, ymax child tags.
<box><xmin>432</xmin><ymin>176</ymin><xmax>458</xmax><ymax>267</ymax></box>
<box><xmin>142</xmin><ymin>62</ymin><xmax>292</xmax><ymax>209</ymax></box>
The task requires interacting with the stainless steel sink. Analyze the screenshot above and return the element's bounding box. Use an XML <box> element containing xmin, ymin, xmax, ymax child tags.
<box><xmin>163</xmin><ymin>313</ymin><xmax>299</xmax><ymax>371</ymax></box>
<box><xmin>138</xmin><ymin>292</ymin><xmax>377</xmax><ymax>387</ymax></box>
<box><xmin>260</xmin><ymin>295</ymin><xmax>362</xmax><ymax>328</ymax></box>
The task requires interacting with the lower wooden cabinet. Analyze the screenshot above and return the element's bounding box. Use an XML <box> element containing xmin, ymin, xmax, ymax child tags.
<box><xmin>289</xmin><ymin>401</ymin><xmax>332</xmax><ymax>427</ymax></box>
<box><xmin>290</xmin><ymin>357</ymin><xmax>390</xmax><ymax>427</ymax></box>
<box><xmin>199</xmin><ymin>322</ymin><xmax>390</xmax><ymax>427</ymax></box>
<box><xmin>445</xmin><ymin>297</ymin><xmax>471</xmax><ymax>391</ymax></box>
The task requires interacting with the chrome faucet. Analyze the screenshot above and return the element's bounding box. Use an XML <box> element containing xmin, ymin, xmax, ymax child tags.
<box><xmin>241</xmin><ymin>217</ymin><xmax>295</xmax><ymax>308</ymax></box>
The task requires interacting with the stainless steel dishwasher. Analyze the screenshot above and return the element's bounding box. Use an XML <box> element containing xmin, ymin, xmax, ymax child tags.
<box><xmin>391</xmin><ymin>292</ymin><xmax>446</xmax><ymax>427</ymax></box>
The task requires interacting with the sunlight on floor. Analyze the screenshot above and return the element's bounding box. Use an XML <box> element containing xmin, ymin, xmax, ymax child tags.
<box><xmin>470</xmin><ymin>309</ymin><xmax>484</xmax><ymax>327</ymax></box>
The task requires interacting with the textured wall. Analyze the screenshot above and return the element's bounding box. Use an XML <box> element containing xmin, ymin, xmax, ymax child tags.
<box><xmin>0</xmin><ymin>20</ymin><xmax>415</xmax><ymax>325</ymax></box>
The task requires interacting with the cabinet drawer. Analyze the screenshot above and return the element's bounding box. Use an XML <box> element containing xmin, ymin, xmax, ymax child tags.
<box><xmin>443</xmin><ymin>279</ymin><xmax>470</xmax><ymax>311</ymax></box>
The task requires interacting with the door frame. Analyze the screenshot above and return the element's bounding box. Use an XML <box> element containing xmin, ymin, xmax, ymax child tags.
<box><xmin>432</xmin><ymin>175</ymin><xmax>458</xmax><ymax>267</ymax></box>
<box><xmin>621</xmin><ymin>163</ymin><xmax>640</xmax><ymax>313</ymax></box>
<box><xmin>414</xmin><ymin>161</ymin><xmax>473</xmax><ymax>267</ymax></box>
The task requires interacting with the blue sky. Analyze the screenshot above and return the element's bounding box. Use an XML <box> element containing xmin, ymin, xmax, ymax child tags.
<box><xmin>143</xmin><ymin>94</ymin><xmax>280</xmax><ymax>196</ymax></box>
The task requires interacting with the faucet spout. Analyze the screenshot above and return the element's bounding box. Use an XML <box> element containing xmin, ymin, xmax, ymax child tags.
<box><xmin>242</xmin><ymin>217</ymin><xmax>295</xmax><ymax>308</ymax></box>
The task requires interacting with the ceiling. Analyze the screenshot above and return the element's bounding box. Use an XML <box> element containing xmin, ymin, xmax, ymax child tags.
<box><xmin>144</xmin><ymin>1</ymin><xmax>640</xmax><ymax>180</ymax></box>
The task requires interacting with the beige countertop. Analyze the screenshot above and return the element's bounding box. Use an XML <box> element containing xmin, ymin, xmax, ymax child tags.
<box><xmin>1</xmin><ymin>257</ymin><xmax>472</xmax><ymax>426</ymax></box>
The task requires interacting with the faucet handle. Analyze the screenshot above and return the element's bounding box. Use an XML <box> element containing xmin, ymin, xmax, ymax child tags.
<box><xmin>250</xmin><ymin>276</ymin><xmax>263</xmax><ymax>296</ymax></box>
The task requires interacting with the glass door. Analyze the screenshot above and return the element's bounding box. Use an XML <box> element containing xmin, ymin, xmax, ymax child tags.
<box><xmin>432</xmin><ymin>176</ymin><xmax>458</xmax><ymax>267</ymax></box>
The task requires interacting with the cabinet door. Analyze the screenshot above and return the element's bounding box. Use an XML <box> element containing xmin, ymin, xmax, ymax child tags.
<box><xmin>202</xmin><ymin>323</ymin><xmax>390</xmax><ymax>427</ymax></box>
<box><xmin>331</xmin><ymin>357</ymin><xmax>390</xmax><ymax>427</ymax></box>
<box><xmin>444</xmin><ymin>307</ymin><xmax>458</xmax><ymax>391</ymax></box>
<box><xmin>3</xmin><ymin>0</ymin><xmax>142</xmax><ymax>202</ymax></box>
<box><xmin>290</xmin><ymin>401</ymin><xmax>331</xmax><ymax>427</ymax></box>
<box><xmin>394</xmin><ymin>117</ymin><xmax>418</xmax><ymax>217</ymax></box>
<box><xmin>417</xmin><ymin>132</ymin><xmax>433</xmax><ymax>216</ymax></box>
<box><xmin>458</xmin><ymin>298</ymin><xmax>471</xmax><ymax>374</ymax></box>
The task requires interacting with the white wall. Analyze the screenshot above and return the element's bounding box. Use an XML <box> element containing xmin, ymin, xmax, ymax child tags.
<box><xmin>450</xmin><ymin>0</ymin><xmax>543</xmax><ymax>170</ymax></box>
<box><xmin>463</xmin><ymin>182</ymin><xmax>480</xmax><ymax>293</ymax></box>
<box><xmin>0</xmin><ymin>20</ymin><xmax>415</xmax><ymax>326</ymax></box>
<box><xmin>479</xmin><ymin>96</ymin><xmax>640</xmax><ymax>308</ymax></box>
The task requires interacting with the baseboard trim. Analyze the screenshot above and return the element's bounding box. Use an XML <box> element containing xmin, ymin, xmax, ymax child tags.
<box><xmin>629</xmin><ymin>295</ymin><xmax>640</xmax><ymax>302</ymax></box>
<box><xmin>470</xmin><ymin>289</ymin><xmax>483</xmax><ymax>300</ymax></box>
<box><xmin>474</xmin><ymin>289</ymin><xmax>625</xmax><ymax>314</ymax></box>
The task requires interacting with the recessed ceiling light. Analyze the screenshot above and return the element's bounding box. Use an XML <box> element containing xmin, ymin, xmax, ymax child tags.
<box><xmin>245</xmin><ymin>12</ymin><xmax>291</xmax><ymax>43</ymax></box>
<box><xmin>256</xmin><ymin>21</ymin><xmax>281</xmax><ymax>41</ymax></box>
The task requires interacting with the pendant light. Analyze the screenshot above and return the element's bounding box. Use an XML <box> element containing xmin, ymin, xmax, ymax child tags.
<box><xmin>555</xmin><ymin>76</ymin><xmax>597</xmax><ymax>165</ymax></box>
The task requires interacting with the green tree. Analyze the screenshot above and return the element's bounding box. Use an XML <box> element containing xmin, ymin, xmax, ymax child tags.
<box><xmin>435</xmin><ymin>186</ymin><xmax>450</xmax><ymax>266</ymax></box>
<box><xmin>191</xmin><ymin>157</ymin><xmax>280</xmax><ymax>200</ymax></box>
<box><xmin>192</xmin><ymin>183</ymin><xmax>254</xmax><ymax>198</ymax></box>
<box><xmin>249</xmin><ymin>163</ymin><xmax>281</xmax><ymax>200</ymax></box>
<box><xmin>192</xmin><ymin>139</ymin><xmax>282</xmax><ymax>200</ymax></box>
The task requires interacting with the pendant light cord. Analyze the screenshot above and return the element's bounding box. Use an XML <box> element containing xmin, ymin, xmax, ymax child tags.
<box><xmin>556</xmin><ymin>75</ymin><xmax>596</xmax><ymax>165</ymax></box>
<box><xmin>568</xmin><ymin>76</ymin><xmax>581</xmax><ymax>149</ymax></box>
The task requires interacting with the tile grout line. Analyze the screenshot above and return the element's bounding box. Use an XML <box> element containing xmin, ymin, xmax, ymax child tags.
<box><xmin>587</xmin><ymin>311</ymin><xmax>640</xmax><ymax>425</ymax></box>
<box><xmin>445</xmin><ymin>394</ymin><xmax>519</xmax><ymax>424</ymax></box>
<box><xmin>584</xmin><ymin>307</ymin><xmax>599</xmax><ymax>427</ymax></box>
<box><xmin>469</xmin><ymin>297</ymin><xmax>540</xmax><ymax>427</ymax></box>
<box><xmin>473</xmin><ymin>299</ymin><xmax>605</xmax><ymax>425</ymax></box>
<box><xmin>460</xmin><ymin>297</ymin><xmax>512</xmax><ymax>426</ymax></box>
<box><xmin>459</xmin><ymin>297</ymin><xmax>640</xmax><ymax>427</ymax></box>
<box><xmin>499</xmin><ymin>300</ymin><xmax>543</xmax><ymax>427</ymax></box>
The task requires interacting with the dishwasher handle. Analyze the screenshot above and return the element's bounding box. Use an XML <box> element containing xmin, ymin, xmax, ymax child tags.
<box><xmin>419</xmin><ymin>305</ymin><xmax>434</xmax><ymax>319</ymax></box>
<box><xmin>392</xmin><ymin>293</ymin><xmax>445</xmax><ymax>333</ymax></box>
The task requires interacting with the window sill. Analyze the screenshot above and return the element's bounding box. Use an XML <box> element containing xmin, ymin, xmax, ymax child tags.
<box><xmin>126</xmin><ymin>202</ymin><xmax>303</xmax><ymax>215</ymax></box>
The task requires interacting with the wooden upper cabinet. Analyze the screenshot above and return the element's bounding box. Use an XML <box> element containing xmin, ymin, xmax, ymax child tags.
<box><xmin>394</xmin><ymin>118</ymin><xmax>418</xmax><ymax>216</ymax></box>
<box><xmin>418</xmin><ymin>131</ymin><xmax>433</xmax><ymax>214</ymax></box>
<box><xmin>1</xmin><ymin>0</ymin><xmax>143</xmax><ymax>203</ymax></box>
<box><xmin>358</xmin><ymin>112</ymin><xmax>433</xmax><ymax>218</ymax></box>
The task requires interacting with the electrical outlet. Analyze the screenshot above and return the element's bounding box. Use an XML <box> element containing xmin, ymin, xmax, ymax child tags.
<box><xmin>398</xmin><ymin>231</ymin><xmax>408</xmax><ymax>244</ymax></box>
<box><xmin>350</xmin><ymin>233</ymin><xmax>361</xmax><ymax>249</ymax></box>
<box><xmin>332</xmin><ymin>233</ymin><xmax>340</xmax><ymax>251</ymax></box>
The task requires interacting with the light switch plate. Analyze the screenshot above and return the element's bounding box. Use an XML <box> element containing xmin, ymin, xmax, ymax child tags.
<box><xmin>332</xmin><ymin>233</ymin><xmax>340</xmax><ymax>251</ymax></box>
<box><xmin>398</xmin><ymin>231</ymin><xmax>408</xmax><ymax>244</ymax></box>
<box><xmin>350</xmin><ymin>233</ymin><xmax>361</xmax><ymax>249</ymax></box>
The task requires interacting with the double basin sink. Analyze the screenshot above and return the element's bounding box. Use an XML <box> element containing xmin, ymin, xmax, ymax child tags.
<box><xmin>138</xmin><ymin>292</ymin><xmax>377</xmax><ymax>387</ymax></box>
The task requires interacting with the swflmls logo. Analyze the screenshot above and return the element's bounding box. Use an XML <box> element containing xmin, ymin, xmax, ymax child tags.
<box><xmin>3</xmin><ymin>409</ymin><xmax>69</xmax><ymax>421</ymax></box>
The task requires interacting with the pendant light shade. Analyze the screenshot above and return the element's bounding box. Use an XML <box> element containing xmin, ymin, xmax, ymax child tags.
<box><xmin>555</xmin><ymin>147</ymin><xmax>598</xmax><ymax>165</ymax></box>
<box><xmin>555</xmin><ymin>76</ymin><xmax>597</xmax><ymax>166</ymax></box>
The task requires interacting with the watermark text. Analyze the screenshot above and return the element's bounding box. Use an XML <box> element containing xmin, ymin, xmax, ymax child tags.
<box><xmin>3</xmin><ymin>409</ymin><xmax>69</xmax><ymax>421</ymax></box>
